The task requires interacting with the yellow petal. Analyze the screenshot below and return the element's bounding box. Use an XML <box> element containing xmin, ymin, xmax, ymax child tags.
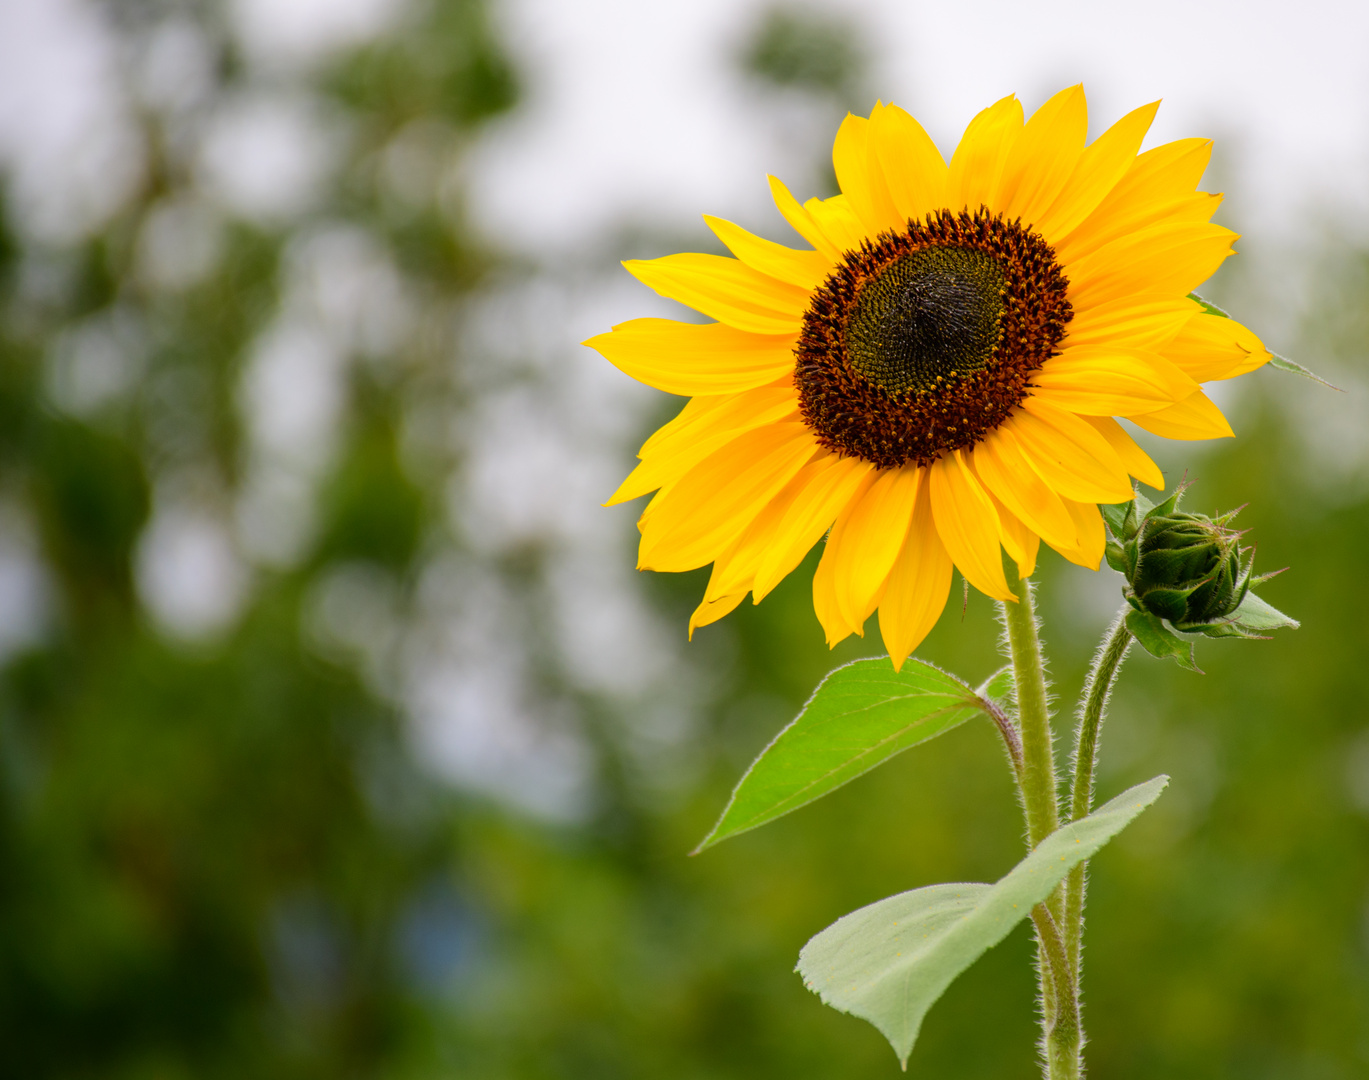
<box><xmin>1051</xmin><ymin>498</ymin><xmax>1107</xmax><ymax>569</ymax></box>
<box><xmin>812</xmin><ymin>520</ymin><xmax>862</xmax><ymax>647</ymax></box>
<box><xmin>637</xmin><ymin>392</ymin><xmax>728</xmax><ymax>457</ymax></box>
<box><xmin>1159</xmin><ymin>312</ymin><xmax>1272</xmax><ymax>382</ymax></box>
<box><xmin>1010</xmin><ymin>398</ymin><xmax>1133</xmax><ymax>503</ymax></box>
<box><xmin>1057</xmin><ymin>137</ymin><xmax>1219</xmax><ymax>263</ymax></box>
<box><xmin>1127</xmin><ymin>389</ymin><xmax>1235</xmax><ymax>440</ymax></box>
<box><xmin>1083</xmin><ymin>416</ymin><xmax>1165</xmax><ymax>490</ymax></box>
<box><xmin>704</xmin><ymin>215</ymin><xmax>833</xmax><ymax>291</ymax></box>
<box><xmin>833</xmin><ymin>111</ymin><xmax>904</xmax><ymax>238</ymax></box>
<box><xmin>984</xmin><ymin>488</ymin><xmax>1040</xmax><ymax>579</ymax></box>
<box><xmin>624</xmin><ymin>253</ymin><xmax>810</xmax><ymax>334</ymax></box>
<box><xmin>752</xmin><ymin>454</ymin><xmax>874</xmax><ymax>601</ymax></box>
<box><xmin>802</xmin><ymin>193</ymin><xmax>869</xmax><ymax>255</ymax></box>
<box><xmin>638</xmin><ymin>422</ymin><xmax>818</xmax><ymax>571</ymax></box>
<box><xmin>870</xmin><ymin>102</ymin><xmax>948</xmax><ymax>226</ymax></box>
<box><xmin>967</xmin><ymin>431</ymin><xmax>1077</xmax><ymax>552</ymax></box>
<box><xmin>1031</xmin><ymin>345</ymin><xmax>1200</xmax><ymax>416</ymax></box>
<box><xmin>877</xmin><ymin>480</ymin><xmax>953</xmax><ymax>671</ymax></box>
<box><xmin>1062</xmin><ymin>294</ymin><xmax>1198</xmax><ymax>351</ymax></box>
<box><xmin>587</xmin><ymin>318</ymin><xmax>797</xmax><ymax>397</ymax></box>
<box><xmin>1034</xmin><ymin>101</ymin><xmax>1158</xmax><ymax>244</ymax></box>
<box><xmin>946</xmin><ymin>94</ymin><xmax>1023</xmax><ymax>214</ymax></box>
<box><xmin>830</xmin><ymin>464</ymin><xmax>922</xmax><ymax>629</ymax></box>
<box><xmin>928</xmin><ymin>451</ymin><xmax>1014</xmax><ymax>602</ymax></box>
<box><xmin>687</xmin><ymin>459</ymin><xmax>823</xmax><ymax>630</ymax></box>
<box><xmin>1000</xmin><ymin>85</ymin><xmax>1089</xmax><ymax>228</ymax></box>
<box><xmin>610</xmin><ymin>384</ymin><xmax>799</xmax><ymax>505</ymax></box>
<box><xmin>688</xmin><ymin>589</ymin><xmax>747</xmax><ymax>638</ymax></box>
<box><xmin>636</xmin><ymin>384</ymin><xmax>792</xmax><ymax>473</ymax></box>
<box><xmin>1067</xmin><ymin>221</ymin><xmax>1237</xmax><ymax>310</ymax></box>
<box><xmin>768</xmin><ymin>175</ymin><xmax>842</xmax><ymax>262</ymax></box>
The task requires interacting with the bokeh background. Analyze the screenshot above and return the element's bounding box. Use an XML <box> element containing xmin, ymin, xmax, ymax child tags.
<box><xmin>0</xmin><ymin>1</ymin><xmax>1366</xmax><ymax>1077</ymax></box>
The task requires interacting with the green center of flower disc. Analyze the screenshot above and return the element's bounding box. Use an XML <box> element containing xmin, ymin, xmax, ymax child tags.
<box><xmin>845</xmin><ymin>246</ymin><xmax>1005</xmax><ymax>396</ymax></box>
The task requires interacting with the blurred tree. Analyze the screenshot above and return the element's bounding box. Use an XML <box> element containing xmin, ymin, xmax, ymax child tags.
<box><xmin>0</xmin><ymin>1</ymin><xmax>518</xmax><ymax>1076</ymax></box>
<box><xmin>740</xmin><ymin>4</ymin><xmax>868</xmax><ymax>106</ymax></box>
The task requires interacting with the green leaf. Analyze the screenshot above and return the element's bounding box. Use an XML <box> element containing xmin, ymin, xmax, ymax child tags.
<box><xmin>975</xmin><ymin>665</ymin><xmax>1013</xmax><ymax>704</ymax></box>
<box><xmin>797</xmin><ymin>776</ymin><xmax>1169</xmax><ymax>1066</ymax></box>
<box><xmin>1230</xmin><ymin>590</ymin><xmax>1299</xmax><ymax>632</ymax></box>
<box><xmin>1188</xmin><ymin>292</ymin><xmax>1342</xmax><ymax>390</ymax></box>
<box><xmin>1125</xmin><ymin>610</ymin><xmax>1201</xmax><ymax>672</ymax></box>
<box><xmin>694</xmin><ymin>659</ymin><xmax>987</xmax><ymax>852</ymax></box>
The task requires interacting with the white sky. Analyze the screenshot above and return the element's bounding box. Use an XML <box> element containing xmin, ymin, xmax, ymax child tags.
<box><xmin>472</xmin><ymin>0</ymin><xmax>1369</xmax><ymax>254</ymax></box>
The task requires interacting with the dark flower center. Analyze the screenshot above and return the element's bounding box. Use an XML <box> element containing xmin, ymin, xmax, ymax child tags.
<box><xmin>795</xmin><ymin>208</ymin><xmax>1072</xmax><ymax>469</ymax></box>
<box><xmin>846</xmin><ymin>246</ymin><xmax>1005</xmax><ymax>396</ymax></box>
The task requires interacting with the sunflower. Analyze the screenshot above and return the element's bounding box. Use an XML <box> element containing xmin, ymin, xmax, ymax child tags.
<box><xmin>587</xmin><ymin>86</ymin><xmax>1271</xmax><ymax>669</ymax></box>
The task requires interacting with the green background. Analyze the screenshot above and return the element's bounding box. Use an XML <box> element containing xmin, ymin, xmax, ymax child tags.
<box><xmin>0</xmin><ymin>4</ymin><xmax>1364</xmax><ymax>1078</ymax></box>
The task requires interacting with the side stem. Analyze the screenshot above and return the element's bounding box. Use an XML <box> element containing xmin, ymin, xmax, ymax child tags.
<box><xmin>1063</xmin><ymin>609</ymin><xmax>1133</xmax><ymax>981</ymax></box>
<box><xmin>1032</xmin><ymin>904</ymin><xmax>1081</xmax><ymax>1080</ymax></box>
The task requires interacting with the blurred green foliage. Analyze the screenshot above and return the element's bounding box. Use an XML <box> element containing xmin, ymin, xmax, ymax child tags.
<box><xmin>0</xmin><ymin>3</ymin><xmax>1365</xmax><ymax>1080</ymax></box>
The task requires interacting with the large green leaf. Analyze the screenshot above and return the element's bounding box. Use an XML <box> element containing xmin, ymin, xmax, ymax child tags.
<box><xmin>796</xmin><ymin>775</ymin><xmax>1169</xmax><ymax>1066</ymax></box>
<box><xmin>694</xmin><ymin>658</ymin><xmax>989</xmax><ymax>852</ymax></box>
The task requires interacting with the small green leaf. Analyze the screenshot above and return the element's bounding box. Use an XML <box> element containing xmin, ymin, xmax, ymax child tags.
<box><xmin>975</xmin><ymin>665</ymin><xmax>1013</xmax><ymax>704</ymax></box>
<box><xmin>695</xmin><ymin>659</ymin><xmax>985</xmax><ymax>852</ymax></box>
<box><xmin>1230</xmin><ymin>591</ymin><xmax>1299</xmax><ymax>632</ymax></box>
<box><xmin>1125</xmin><ymin>610</ymin><xmax>1201</xmax><ymax>672</ymax></box>
<box><xmin>797</xmin><ymin>776</ymin><xmax>1169</xmax><ymax>1066</ymax></box>
<box><xmin>1188</xmin><ymin>293</ymin><xmax>1341</xmax><ymax>390</ymax></box>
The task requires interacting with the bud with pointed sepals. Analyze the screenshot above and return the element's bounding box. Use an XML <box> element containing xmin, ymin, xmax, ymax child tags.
<box><xmin>1101</xmin><ymin>485</ymin><xmax>1297</xmax><ymax>670</ymax></box>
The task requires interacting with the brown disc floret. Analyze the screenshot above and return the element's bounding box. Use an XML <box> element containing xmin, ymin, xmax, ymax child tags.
<box><xmin>795</xmin><ymin>207</ymin><xmax>1072</xmax><ymax>469</ymax></box>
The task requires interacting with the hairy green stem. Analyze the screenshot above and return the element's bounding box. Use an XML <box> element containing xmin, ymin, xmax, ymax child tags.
<box><xmin>999</xmin><ymin>571</ymin><xmax>1068</xmax><ymax>1078</ymax></box>
<box><xmin>1000</xmin><ymin>572</ymin><xmax>1059</xmax><ymax>849</ymax></box>
<box><xmin>1063</xmin><ymin>610</ymin><xmax>1133</xmax><ymax>982</ymax></box>
<box><xmin>1032</xmin><ymin>904</ymin><xmax>1081</xmax><ymax>1080</ymax></box>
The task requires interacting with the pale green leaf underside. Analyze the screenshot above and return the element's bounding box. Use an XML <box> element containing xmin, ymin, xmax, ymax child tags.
<box><xmin>796</xmin><ymin>775</ymin><xmax>1169</xmax><ymax>1066</ymax></box>
<box><xmin>695</xmin><ymin>659</ymin><xmax>985</xmax><ymax>852</ymax></box>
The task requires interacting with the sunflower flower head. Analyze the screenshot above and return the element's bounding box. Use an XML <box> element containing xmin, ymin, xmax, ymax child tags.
<box><xmin>588</xmin><ymin>86</ymin><xmax>1273</xmax><ymax>669</ymax></box>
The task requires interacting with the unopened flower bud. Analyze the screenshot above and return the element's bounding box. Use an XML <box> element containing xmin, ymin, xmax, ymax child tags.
<box><xmin>1122</xmin><ymin>510</ymin><xmax>1247</xmax><ymax>628</ymax></box>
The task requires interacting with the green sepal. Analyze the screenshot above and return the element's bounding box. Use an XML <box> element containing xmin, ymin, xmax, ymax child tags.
<box><xmin>1100</xmin><ymin>500</ymin><xmax>1136</xmax><ymax>541</ymax></box>
<box><xmin>1269</xmin><ymin>353</ymin><xmax>1343</xmax><ymax>391</ymax></box>
<box><xmin>1188</xmin><ymin>292</ymin><xmax>1342</xmax><ymax>390</ymax></box>
<box><xmin>694</xmin><ymin>658</ymin><xmax>994</xmax><ymax>852</ymax></box>
<box><xmin>1125</xmin><ymin>609</ymin><xmax>1201</xmax><ymax>672</ymax></box>
<box><xmin>1139</xmin><ymin>584</ymin><xmax>1201</xmax><ymax>623</ymax></box>
<box><xmin>1104</xmin><ymin>539</ymin><xmax>1129</xmax><ymax>574</ymax></box>
<box><xmin>796</xmin><ymin>776</ymin><xmax>1169</xmax><ymax>1067</ymax></box>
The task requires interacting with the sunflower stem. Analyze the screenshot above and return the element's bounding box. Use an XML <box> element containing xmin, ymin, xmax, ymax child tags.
<box><xmin>1000</xmin><ymin>572</ymin><xmax>1059</xmax><ymax>849</ymax></box>
<box><xmin>998</xmin><ymin>570</ymin><xmax>1070</xmax><ymax>1079</ymax></box>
